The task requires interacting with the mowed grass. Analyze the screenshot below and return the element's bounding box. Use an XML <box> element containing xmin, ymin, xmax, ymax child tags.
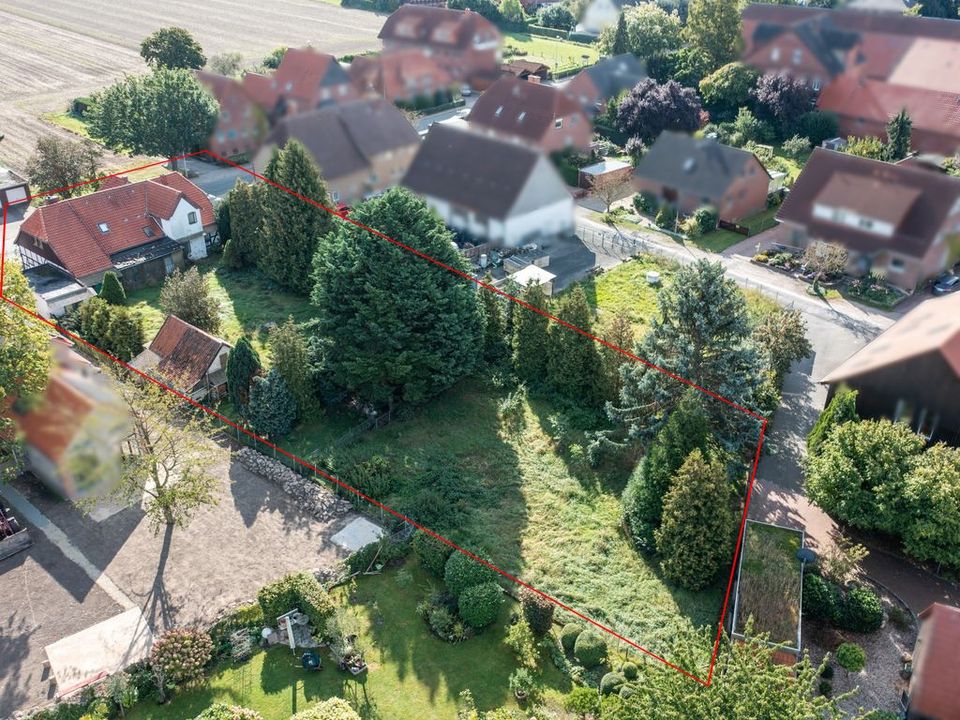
<box><xmin>126</xmin><ymin>563</ymin><xmax>571</xmax><ymax>720</ymax></box>
<box><xmin>127</xmin><ymin>261</ymin><xmax>316</xmax><ymax>359</ymax></box>
<box><xmin>503</xmin><ymin>32</ymin><xmax>598</xmax><ymax>71</ymax></box>
<box><xmin>692</xmin><ymin>207</ymin><xmax>782</xmax><ymax>254</ymax></box>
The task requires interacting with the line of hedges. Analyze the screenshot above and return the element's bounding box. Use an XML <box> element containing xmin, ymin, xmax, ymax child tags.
<box><xmin>526</xmin><ymin>24</ymin><xmax>569</xmax><ymax>39</ymax></box>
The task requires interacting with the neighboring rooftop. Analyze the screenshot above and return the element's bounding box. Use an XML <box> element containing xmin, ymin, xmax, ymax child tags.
<box><xmin>911</xmin><ymin>603</ymin><xmax>960</xmax><ymax>720</ymax></box>
<box><xmin>132</xmin><ymin>315</ymin><xmax>231</xmax><ymax>391</ymax></box>
<box><xmin>572</xmin><ymin>53</ymin><xmax>646</xmax><ymax>101</ymax></box>
<box><xmin>378</xmin><ymin>5</ymin><xmax>500</xmax><ymax>49</ymax></box>
<box><xmin>821</xmin><ymin>291</ymin><xmax>960</xmax><ymax>385</ymax></box>
<box><xmin>402</xmin><ymin>123</ymin><xmax>544</xmax><ymax>219</ymax></box>
<box><xmin>633</xmin><ymin>131</ymin><xmax>768</xmax><ymax>198</ymax></box>
<box><xmin>778</xmin><ymin>148</ymin><xmax>960</xmax><ymax>259</ymax></box>
<box><xmin>467</xmin><ymin>76</ymin><xmax>586</xmax><ymax>142</ymax></box>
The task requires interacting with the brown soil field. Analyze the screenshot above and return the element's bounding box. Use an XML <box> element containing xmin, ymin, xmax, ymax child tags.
<box><xmin>0</xmin><ymin>0</ymin><xmax>384</xmax><ymax>172</ymax></box>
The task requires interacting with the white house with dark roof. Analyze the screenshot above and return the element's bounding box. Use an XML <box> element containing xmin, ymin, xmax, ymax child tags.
<box><xmin>401</xmin><ymin>123</ymin><xmax>574</xmax><ymax>246</ymax></box>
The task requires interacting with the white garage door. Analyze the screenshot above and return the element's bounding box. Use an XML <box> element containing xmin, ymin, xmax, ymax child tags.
<box><xmin>4</xmin><ymin>185</ymin><xmax>28</xmax><ymax>205</ymax></box>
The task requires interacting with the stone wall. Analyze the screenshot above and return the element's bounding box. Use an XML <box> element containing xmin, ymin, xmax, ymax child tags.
<box><xmin>235</xmin><ymin>447</ymin><xmax>354</xmax><ymax>522</ymax></box>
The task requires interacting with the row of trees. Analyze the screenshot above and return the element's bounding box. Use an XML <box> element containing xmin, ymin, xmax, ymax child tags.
<box><xmin>805</xmin><ymin>390</ymin><xmax>960</xmax><ymax>573</ymax></box>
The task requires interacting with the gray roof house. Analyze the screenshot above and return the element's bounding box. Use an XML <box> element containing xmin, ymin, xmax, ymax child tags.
<box><xmin>402</xmin><ymin>123</ymin><xmax>574</xmax><ymax>247</ymax></box>
<box><xmin>253</xmin><ymin>98</ymin><xmax>420</xmax><ymax>205</ymax></box>
<box><xmin>564</xmin><ymin>53</ymin><xmax>647</xmax><ymax>113</ymax></box>
<box><xmin>632</xmin><ymin>131</ymin><xmax>771</xmax><ymax>221</ymax></box>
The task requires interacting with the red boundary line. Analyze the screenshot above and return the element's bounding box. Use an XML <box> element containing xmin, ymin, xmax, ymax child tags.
<box><xmin>1</xmin><ymin>150</ymin><xmax>769</xmax><ymax>686</ymax></box>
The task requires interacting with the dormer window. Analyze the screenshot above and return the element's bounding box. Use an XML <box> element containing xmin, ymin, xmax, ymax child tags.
<box><xmin>285</xmin><ymin>81</ymin><xmax>293</xmax><ymax>91</ymax></box>
<box><xmin>771</xmin><ymin>46</ymin><xmax>781</xmax><ymax>62</ymax></box>
<box><xmin>518</xmin><ymin>111</ymin><xmax>526</xmax><ymax>123</ymax></box>
<box><xmin>494</xmin><ymin>106</ymin><xmax>503</xmax><ymax>117</ymax></box>
<box><xmin>143</xmin><ymin>226</ymin><xmax>155</xmax><ymax>238</ymax></box>
<box><xmin>98</xmin><ymin>222</ymin><xmax>109</xmax><ymax>233</ymax></box>
<box><xmin>555</xmin><ymin>118</ymin><xmax>563</xmax><ymax>129</ymax></box>
<box><xmin>792</xmin><ymin>49</ymin><xmax>802</xmax><ymax>65</ymax></box>
<box><xmin>683</xmin><ymin>157</ymin><xmax>696</xmax><ymax>173</ymax></box>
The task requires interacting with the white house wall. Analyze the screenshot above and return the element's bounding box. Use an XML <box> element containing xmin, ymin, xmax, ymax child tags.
<box><xmin>158</xmin><ymin>197</ymin><xmax>207</xmax><ymax>259</ymax></box>
<box><xmin>503</xmin><ymin>197</ymin><xmax>575</xmax><ymax>246</ymax></box>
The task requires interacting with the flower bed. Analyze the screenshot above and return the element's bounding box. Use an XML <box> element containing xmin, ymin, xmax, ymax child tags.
<box><xmin>842</xmin><ymin>275</ymin><xmax>906</xmax><ymax>309</ymax></box>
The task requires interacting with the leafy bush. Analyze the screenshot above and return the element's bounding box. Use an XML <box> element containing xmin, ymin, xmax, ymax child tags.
<box><xmin>559</xmin><ymin>622</ymin><xmax>584</xmax><ymax>652</ymax></box>
<box><xmin>693</xmin><ymin>206</ymin><xmax>719</xmax><ymax>234</ymax></box>
<box><xmin>413</xmin><ymin>530</ymin><xmax>453</xmax><ymax>577</ymax></box>
<box><xmin>457</xmin><ymin>581</ymin><xmax>503</xmax><ymax>629</ymax></box>
<box><xmin>836</xmin><ymin>642</ymin><xmax>866</xmax><ymax>673</ymax></box>
<box><xmin>151</xmin><ymin>628</ymin><xmax>213</xmax><ymax>685</ymax></box>
<box><xmin>508</xmin><ymin>667</ymin><xmax>535</xmax><ymax>698</ymax></box>
<box><xmin>655</xmin><ymin>203</ymin><xmax>676</xmax><ymax>229</ymax></box>
<box><xmin>444</xmin><ymin>551</ymin><xmax>499</xmax><ymax>596</ymax></box>
<box><xmin>573</xmin><ymin>630</ymin><xmax>607</xmax><ymax>668</ymax></box>
<box><xmin>290</xmin><ymin>698</ymin><xmax>361</xmax><ymax>720</ymax></box>
<box><xmin>257</xmin><ymin>572</ymin><xmax>335</xmax><ymax>629</ymax></box>
<box><xmin>504</xmin><ymin>617</ymin><xmax>539</xmax><ymax>668</ymax></box>
<box><xmin>806</xmin><ymin>388</ymin><xmax>858</xmax><ymax>455</ymax></box>
<box><xmin>782</xmin><ymin>134</ymin><xmax>811</xmax><ymax>160</ymax></box>
<box><xmin>564</xmin><ymin>686</ymin><xmax>600</xmax><ymax>716</ymax></box>
<box><xmin>600</xmin><ymin>671</ymin><xmax>626</xmax><ymax>695</ymax></box>
<box><xmin>520</xmin><ymin>587</ymin><xmax>555</xmax><ymax>636</ymax></box>
<box><xmin>802</xmin><ymin>573</ymin><xmax>841</xmax><ymax>623</ymax></box>
<box><xmin>861</xmin><ymin>712</ymin><xmax>898</xmax><ymax>720</ymax></box>
<box><xmin>819</xmin><ymin>679</ymin><xmax>832</xmax><ymax>697</ymax></box>
<box><xmin>194</xmin><ymin>704</ymin><xmax>263</xmax><ymax>720</ymax></box>
<box><xmin>820</xmin><ymin>664</ymin><xmax>834</xmax><ymax>680</ymax></box>
<box><xmin>345</xmin><ymin>536</ymin><xmax>409</xmax><ymax>574</ymax></box>
<box><xmin>620</xmin><ymin>661</ymin><xmax>639</xmax><ymax>680</ymax></box>
<box><xmin>633</xmin><ymin>191</ymin><xmax>657</xmax><ymax>215</ymax></box>
<box><xmin>838</xmin><ymin>586</ymin><xmax>883</xmax><ymax>633</ymax></box>
<box><xmin>416</xmin><ymin>591</ymin><xmax>470</xmax><ymax>643</ymax></box>
<box><xmin>340</xmin><ymin>455</ymin><xmax>396</xmax><ymax>500</ymax></box>
<box><xmin>797</xmin><ymin>110</ymin><xmax>838</xmax><ymax>146</ymax></box>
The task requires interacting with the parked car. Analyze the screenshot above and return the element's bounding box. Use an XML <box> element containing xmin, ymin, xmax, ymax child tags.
<box><xmin>460</xmin><ymin>85</ymin><xmax>472</xmax><ymax>97</ymax></box>
<box><xmin>932</xmin><ymin>273</ymin><xmax>960</xmax><ymax>295</ymax></box>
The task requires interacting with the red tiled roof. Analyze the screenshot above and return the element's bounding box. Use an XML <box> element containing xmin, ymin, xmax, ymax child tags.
<box><xmin>467</xmin><ymin>76</ymin><xmax>588</xmax><ymax>142</ymax></box>
<box><xmin>17</xmin><ymin>173</ymin><xmax>213</xmax><ymax>279</ymax></box>
<box><xmin>911</xmin><ymin>604</ymin><xmax>960</xmax><ymax>720</ymax></box>
<box><xmin>348</xmin><ymin>48</ymin><xmax>453</xmax><ymax>102</ymax></box>
<box><xmin>241</xmin><ymin>72</ymin><xmax>280</xmax><ymax>110</ymax></box>
<box><xmin>146</xmin><ymin>315</ymin><xmax>230</xmax><ymax>391</ymax></box>
<box><xmin>379</xmin><ymin>5</ymin><xmax>501</xmax><ymax>50</ymax></box>
<box><xmin>16</xmin><ymin>375</ymin><xmax>95</xmax><ymax>464</ymax></box>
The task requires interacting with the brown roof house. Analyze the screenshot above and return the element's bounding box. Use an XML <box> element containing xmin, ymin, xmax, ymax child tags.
<box><xmin>10</xmin><ymin>337</ymin><xmax>131</xmax><ymax>500</ymax></box>
<box><xmin>348</xmin><ymin>48</ymin><xmax>455</xmax><ymax>106</ymax></box>
<box><xmin>777</xmin><ymin>148</ymin><xmax>960</xmax><ymax>292</ymax></box>
<box><xmin>199</xmin><ymin>48</ymin><xmax>359</xmax><ymax>159</ymax></box>
<box><xmin>466</xmin><ymin>76</ymin><xmax>592</xmax><ymax>154</ymax></box>
<box><xmin>821</xmin><ymin>291</ymin><xmax>960</xmax><ymax>444</ymax></box>
<box><xmin>131</xmin><ymin>315</ymin><xmax>232</xmax><ymax>401</ymax></box>
<box><xmin>902</xmin><ymin>603</ymin><xmax>960</xmax><ymax>720</ymax></box>
<box><xmin>564</xmin><ymin>53</ymin><xmax>647</xmax><ymax>114</ymax></box>
<box><xmin>15</xmin><ymin>173</ymin><xmax>216</xmax><ymax>289</ymax></box>
<box><xmin>632</xmin><ymin>131</ymin><xmax>771</xmax><ymax>222</ymax></box>
<box><xmin>378</xmin><ymin>5</ymin><xmax>502</xmax><ymax>85</ymax></box>
<box><xmin>253</xmin><ymin>98</ymin><xmax>420</xmax><ymax>206</ymax></box>
<box><xmin>402</xmin><ymin>123</ymin><xmax>574</xmax><ymax>246</ymax></box>
<box><xmin>500</xmin><ymin>59</ymin><xmax>549</xmax><ymax>82</ymax></box>
<box><xmin>741</xmin><ymin>4</ymin><xmax>960</xmax><ymax>155</ymax></box>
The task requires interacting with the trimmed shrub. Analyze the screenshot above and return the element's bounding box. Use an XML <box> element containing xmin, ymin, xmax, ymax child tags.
<box><xmin>836</xmin><ymin>642</ymin><xmax>866</xmax><ymax>673</ymax></box>
<box><xmin>573</xmin><ymin>629</ymin><xmax>607</xmax><ymax>668</ymax></box>
<box><xmin>151</xmin><ymin>628</ymin><xmax>213</xmax><ymax>685</ymax></box>
<box><xmin>520</xmin><ymin>587</ymin><xmax>555</xmax><ymax>637</ymax></box>
<box><xmin>413</xmin><ymin>530</ymin><xmax>453</xmax><ymax>578</ymax></box>
<box><xmin>620</xmin><ymin>661</ymin><xmax>639</xmax><ymax>680</ymax></box>
<box><xmin>563</xmin><ymin>686</ymin><xmax>600</xmax><ymax>716</ymax></box>
<box><xmin>559</xmin><ymin>622</ymin><xmax>583</xmax><ymax>653</ymax></box>
<box><xmin>600</xmin><ymin>671</ymin><xmax>626</xmax><ymax>695</ymax></box>
<box><xmin>803</xmin><ymin>573</ymin><xmax>842</xmax><ymax>623</ymax></box>
<box><xmin>838</xmin><ymin>586</ymin><xmax>883</xmax><ymax>633</ymax></box>
<box><xmin>458</xmin><ymin>581</ymin><xmax>503</xmax><ymax>629</ymax></box>
<box><xmin>655</xmin><ymin>203</ymin><xmax>676</xmax><ymax>229</ymax></box>
<box><xmin>444</xmin><ymin>551</ymin><xmax>499</xmax><ymax>596</ymax></box>
<box><xmin>693</xmin><ymin>206</ymin><xmax>719</xmax><ymax>234</ymax></box>
<box><xmin>290</xmin><ymin>698</ymin><xmax>361</xmax><ymax>720</ymax></box>
<box><xmin>99</xmin><ymin>271</ymin><xmax>127</xmax><ymax>305</ymax></box>
<box><xmin>345</xmin><ymin>537</ymin><xmax>409</xmax><ymax>574</ymax></box>
<box><xmin>633</xmin><ymin>191</ymin><xmax>658</xmax><ymax>215</ymax></box>
<box><xmin>195</xmin><ymin>704</ymin><xmax>263</xmax><ymax>720</ymax></box>
<box><xmin>257</xmin><ymin>572</ymin><xmax>335</xmax><ymax>629</ymax></box>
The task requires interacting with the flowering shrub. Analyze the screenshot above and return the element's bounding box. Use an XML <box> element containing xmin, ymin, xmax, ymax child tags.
<box><xmin>151</xmin><ymin>628</ymin><xmax>214</xmax><ymax>685</ymax></box>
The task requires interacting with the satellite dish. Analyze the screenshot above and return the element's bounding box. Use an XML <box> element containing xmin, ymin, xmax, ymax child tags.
<box><xmin>797</xmin><ymin>547</ymin><xmax>817</xmax><ymax>564</ymax></box>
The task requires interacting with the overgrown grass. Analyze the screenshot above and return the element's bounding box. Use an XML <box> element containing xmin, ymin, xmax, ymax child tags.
<box><xmin>126</xmin><ymin>562</ymin><xmax>570</xmax><ymax>720</ymax></box>
<box><xmin>42</xmin><ymin>110</ymin><xmax>91</xmax><ymax>138</ymax></box>
<box><xmin>576</xmin><ymin>254</ymin><xmax>678</xmax><ymax>334</ymax></box>
<box><xmin>127</xmin><ymin>261</ymin><xmax>316</xmax><ymax>358</ymax></box>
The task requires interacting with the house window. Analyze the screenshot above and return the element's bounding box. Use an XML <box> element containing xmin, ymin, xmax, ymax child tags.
<box><xmin>792</xmin><ymin>49</ymin><xmax>802</xmax><ymax>65</ymax></box>
<box><xmin>889</xmin><ymin>257</ymin><xmax>905</xmax><ymax>273</ymax></box>
<box><xmin>98</xmin><ymin>222</ymin><xmax>109</xmax><ymax>233</ymax></box>
<box><xmin>858</xmin><ymin>217</ymin><xmax>874</xmax><ymax>231</ymax></box>
<box><xmin>339</xmin><ymin>85</ymin><xmax>348</xmax><ymax>96</ymax></box>
<box><xmin>770</xmin><ymin>47</ymin><xmax>781</xmax><ymax>62</ymax></box>
<box><xmin>331</xmin><ymin>190</ymin><xmax>340</xmax><ymax>202</ymax></box>
<box><xmin>555</xmin><ymin>118</ymin><xmax>563</xmax><ymax>129</ymax></box>
<box><xmin>188</xmin><ymin>211</ymin><xmax>198</xmax><ymax>224</ymax></box>
<box><xmin>812</xmin><ymin>77</ymin><xmax>822</xmax><ymax>91</ymax></box>
<box><xmin>494</xmin><ymin>106</ymin><xmax>503</xmax><ymax>117</ymax></box>
<box><xmin>518</xmin><ymin>111</ymin><xmax>526</xmax><ymax>123</ymax></box>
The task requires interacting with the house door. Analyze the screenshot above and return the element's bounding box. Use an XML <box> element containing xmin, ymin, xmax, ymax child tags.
<box><xmin>164</xmin><ymin>256</ymin><xmax>175</xmax><ymax>275</ymax></box>
<box><xmin>662</xmin><ymin>187</ymin><xmax>678</xmax><ymax>203</ymax></box>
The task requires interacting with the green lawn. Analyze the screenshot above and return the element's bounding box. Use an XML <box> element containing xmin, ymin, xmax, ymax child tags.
<box><xmin>127</xmin><ymin>563</ymin><xmax>571</xmax><ymax>720</ymax></box>
<box><xmin>693</xmin><ymin>207</ymin><xmax>781</xmax><ymax>254</ymax></box>
<box><xmin>127</xmin><ymin>261</ymin><xmax>316</xmax><ymax>359</ymax></box>
<box><xmin>503</xmin><ymin>32</ymin><xmax>598</xmax><ymax>71</ymax></box>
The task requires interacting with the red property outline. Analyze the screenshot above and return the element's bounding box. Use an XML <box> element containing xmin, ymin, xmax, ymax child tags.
<box><xmin>1</xmin><ymin>150</ymin><xmax>768</xmax><ymax>686</ymax></box>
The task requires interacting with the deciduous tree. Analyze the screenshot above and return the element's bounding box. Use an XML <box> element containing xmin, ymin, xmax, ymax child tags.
<box><xmin>25</xmin><ymin>136</ymin><xmax>102</xmax><ymax>198</ymax></box>
<box><xmin>751</xmin><ymin>73</ymin><xmax>816</xmax><ymax>138</ymax></box>
<box><xmin>226</xmin><ymin>337</ymin><xmax>262</xmax><ymax>410</ymax></box>
<box><xmin>616</xmin><ymin>78</ymin><xmax>702</xmax><ymax>143</ymax></box>
<box><xmin>805</xmin><ymin>418</ymin><xmax>925</xmax><ymax>534</ymax></box>
<box><xmin>159</xmin><ymin>266</ymin><xmax>221</xmax><ymax>333</ymax></box>
<box><xmin>843</xmin><ymin>135</ymin><xmax>886</xmax><ymax>160</ymax></box>
<box><xmin>698</xmin><ymin>62</ymin><xmax>759</xmax><ymax>120</ymax></box>
<box><xmin>655</xmin><ymin>448</ymin><xmax>734</xmax><ymax>590</ymax></box>
<box><xmin>751</xmin><ymin>307</ymin><xmax>811</xmax><ymax>382</ymax></box>
<box><xmin>600</xmin><ymin>3</ymin><xmax>681</xmax><ymax>59</ymax></box>
<box><xmin>537</xmin><ymin>3</ymin><xmax>575</xmax><ymax>29</ymax></box>
<box><xmin>140</xmin><ymin>27</ymin><xmax>206</xmax><ymax>69</ymax></box>
<box><xmin>112</xmin><ymin>374</ymin><xmax>219</xmax><ymax>530</ymax></box>
<box><xmin>88</xmin><ymin>68</ymin><xmax>218</xmax><ymax>158</ymax></box>
<box><xmin>311</xmin><ymin>188</ymin><xmax>481</xmax><ymax>408</ymax></box>
<box><xmin>682</xmin><ymin>0</ymin><xmax>743</xmax><ymax>70</ymax></box>
<box><xmin>902</xmin><ymin>444</ymin><xmax>960</xmax><ymax>572</ymax></box>
<box><xmin>259</xmin><ymin>141</ymin><xmax>333</xmax><ymax>294</ymax></box>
